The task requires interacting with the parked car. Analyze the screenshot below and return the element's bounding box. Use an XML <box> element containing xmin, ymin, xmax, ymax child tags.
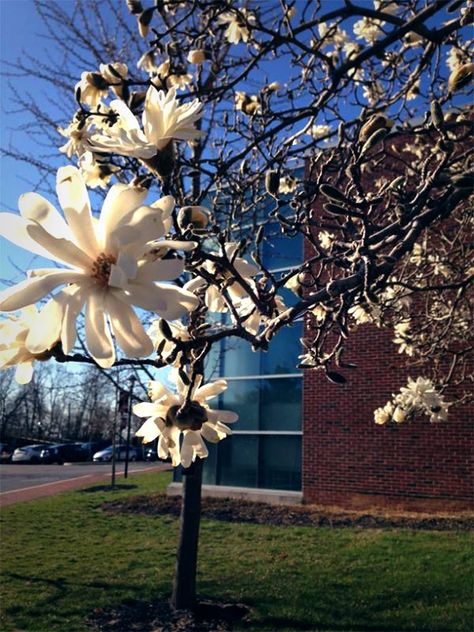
<box><xmin>0</xmin><ymin>443</ymin><xmax>13</xmax><ymax>463</ymax></box>
<box><xmin>39</xmin><ymin>443</ymin><xmax>88</xmax><ymax>464</ymax></box>
<box><xmin>11</xmin><ymin>444</ymin><xmax>53</xmax><ymax>464</ymax></box>
<box><xmin>92</xmin><ymin>445</ymin><xmax>138</xmax><ymax>462</ymax></box>
<box><xmin>79</xmin><ymin>440</ymin><xmax>110</xmax><ymax>461</ymax></box>
<box><xmin>144</xmin><ymin>445</ymin><xmax>157</xmax><ymax>461</ymax></box>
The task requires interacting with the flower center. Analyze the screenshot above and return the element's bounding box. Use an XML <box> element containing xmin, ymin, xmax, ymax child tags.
<box><xmin>90</xmin><ymin>253</ymin><xmax>116</xmax><ymax>287</ymax></box>
<box><xmin>166</xmin><ymin>401</ymin><xmax>208</xmax><ymax>431</ymax></box>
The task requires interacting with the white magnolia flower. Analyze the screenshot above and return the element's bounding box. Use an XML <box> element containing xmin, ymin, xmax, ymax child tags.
<box><xmin>88</xmin><ymin>86</ymin><xmax>203</xmax><ymax>158</ymax></box>
<box><xmin>99</xmin><ymin>62</ymin><xmax>128</xmax><ymax>84</ymax></box>
<box><xmin>147</xmin><ymin>318</ymin><xmax>190</xmax><ymax>366</ymax></box>
<box><xmin>374</xmin><ymin>401</ymin><xmax>394</xmax><ymax>425</ymax></box>
<box><xmin>318</xmin><ymin>230</ymin><xmax>335</xmax><ymax>250</ymax></box>
<box><xmin>167</xmin><ymin>74</ymin><xmax>193</xmax><ymax>90</ymax></box>
<box><xmin>393</xmin><ymin>320</ymin><xmax>415</xmax><ymax>356</ymax></box>
<box><xmin>187</xmin><ymin>49</ymin><xmax>206</xmax><ymax>64</ymax></box>
<box><xmin>78</xmin><ymin>152</ymin><xmax>119</xmax><ymax>189</ymax></box>
<box><xmin>184</xmin><ymin>242</ymin><xmax>258</xmax><ymax>313</ymax></box>
<box><xmin>75</xmin><ymin>72</ymin><xmax>109</xmax><ymax>106</ymax></box>
<box><xmin>134</xmin><ymin>373</ymin><xmax>238</xmax><ymax>467</ymax></box>
<box><xmin>0</xmin><ymin>306</ymin><xmax>58</xmax><ymax>384</ymax></box>
<box><xmin>309</xmin><ymin>124</ymin><xmax>331</xmax><ymax>140</ymax></box>
<box><xmin>59</xmin><ymin>119</ymin><xmax>94</xmax><ymax>159</ymax></box>
<box><xmin>279</xmin><ymin>175</ymin><xmax>297</xmax><ymax>194</ymax></box>
<box><xmin>353</xmin><ymin>17</ymin><xmax>384</xmax><ymax>44</ymax></box>
<box><xmin>0</xmin><ymin>166</ymin><xmax>199</xmax><ymax>368</ymax></box>
<box><xmin>235</xmin><ymin>294</ymin><xmax>286</xmax><ymax>335</ymax></box>
<box><xmin>218</xmin><ymin>9</ymin><xmax>255</xmax><ymax>44</ymax></box>
<box><xmin>348</xmin><ymin>302</ymin><xmax>381</xmax><ymax>325</ymax></box>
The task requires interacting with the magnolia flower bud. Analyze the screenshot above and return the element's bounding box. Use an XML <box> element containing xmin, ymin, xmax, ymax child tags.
<box><xmin>138</xmin><ymin>8</ymin><xmax>154</xmax><ymax>38</ymax></box>
<box><xmin>266</xmin><ymin>81</ymin><xmax>281</xmax><ymax>92</ymax></box>
<box><xmin>393</xmin><ymin>407</ymin><xmax>406</xmax><ymax>424</ymax></box>
<box><xmin>187</xmin><ymin>49</ymin><xmax>206</xmax><ymax>64</ymax></box>
<box><xmin>126</xmin><ymin>0</ymin><xmax>143</xmax><ymax>14</ymax></box>
<box><xmin>358</xmin><ymin>114</ymin><xmax>394</xmax><ymax>143</ymax></box>
<box><xmin>430</xmin><ymin>100</ymin><xmax>444</xmax><ymax>129</ymax></box>
<box><xmin>177</xmin><ymin>206</ymin><xmax>211</xmax><ymax>231</ymax></box>
<box><xmin>448</xmin><ymin>62</ymin><xmax>474</xmax><ymax>93</ymax></box>
<box><xmin>265</xmin><ymin>170</ymin><xmax>280</xmax><ymax>196</ymax></box>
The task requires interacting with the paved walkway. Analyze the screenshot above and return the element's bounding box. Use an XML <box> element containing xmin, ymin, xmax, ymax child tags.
<box><xmin>0</xmin><ymin>463</ymin><xmax>171</xmax><ymax>508</ymax></box>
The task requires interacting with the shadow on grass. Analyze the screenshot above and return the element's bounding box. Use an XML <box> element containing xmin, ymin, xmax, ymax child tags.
<box><xmin>78</xmin><ymin>484</ymin><xmax>138</xmax><ymax>493</ymax></box>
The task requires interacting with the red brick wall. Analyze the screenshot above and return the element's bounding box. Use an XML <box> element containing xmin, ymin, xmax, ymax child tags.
<box><xmin>302</xmin><ymin>324</ymin><xmax>474</xmax><ymax>511</ymax></box>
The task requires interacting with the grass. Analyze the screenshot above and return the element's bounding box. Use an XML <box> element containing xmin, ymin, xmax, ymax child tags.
<box><xmin>0</xmin><ymin>471</ymin><xmax>472</xmax><ymax>632</ymax></box>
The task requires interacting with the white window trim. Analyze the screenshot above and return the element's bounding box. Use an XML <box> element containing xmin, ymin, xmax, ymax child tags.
<box><xmin>222</xmin><ymin>373</ymin><xmax>302</xmax><ymax>381</ymax></box>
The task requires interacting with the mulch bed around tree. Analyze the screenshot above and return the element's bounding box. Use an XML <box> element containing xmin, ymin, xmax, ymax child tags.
<box><xmin>101</xmin><ymin>493</ymin><xmax>474</xmax><ymax>531</ymax></box>
<box><xmin>87</xmin><ymin>599</ymin><xmax>250</xmax><ymax>631</ymax></box>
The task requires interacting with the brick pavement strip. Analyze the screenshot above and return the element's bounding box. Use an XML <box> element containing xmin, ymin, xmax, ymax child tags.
<box><xmin>0</xmin><ymin>464</ymin><xmax>171</xmax><ymax>508</ymax></box>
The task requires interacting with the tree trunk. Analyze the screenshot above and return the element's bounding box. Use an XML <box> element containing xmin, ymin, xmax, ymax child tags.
<box><xmin>171</xmin><ymin>457</ymin><xmax>203</xmax><ymax>610</ymax></box>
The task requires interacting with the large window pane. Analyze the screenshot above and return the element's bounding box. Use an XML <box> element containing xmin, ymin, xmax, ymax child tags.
<box><xmin>261</xmin><ymin>323</ymin><xmax>302</xmax><ymax>375</ymax></box>
<box><xmin>259</xmin><ymin>435</ymin><xmax>301</xmax><ymax>491</ymax></box>
<box><xmin>220</xmin><ymin>379</ymin><xmax>260</xmax><ymax>430</ymax></box>
<box><xmin>221</xmin><ymin>336</ymin><xmax>260</xmax><ymax>377</ymax></box>
<box><xmin>262</xmin><ymin>223</ymin><xmax>302</xmax><ymax>270</ymax></box>
<box><xmin>260</xmin><ymin>377</ymin><xmax>302</xmax><ymax>431</ymax></box>
<box><xmin>202</xmin><ymin>443</ymin><xmax>217</xmax><ymax>485</ymax></box>
<box><xmin>218</xmin><ymin>435</ymin><xmax>258</xmax><ymax>487</ymax></box>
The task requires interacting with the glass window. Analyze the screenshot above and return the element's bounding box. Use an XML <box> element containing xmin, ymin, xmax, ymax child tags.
<box><xmin>259</xmin><ymin>435</ymin><xmax>301</xmax><ymax>491</ymax></box>
<box><xmin>261</xmin><ymin>323</ymin><xmax>302</xmax><ymax>375</ymax></box>
<box><xmin>260</xmin><ymin>377</ymin><xmax>302</xmax><ymax>431</ymax></box>
<box><xmin>220</xmin><ymin>379</ymin><xmax>260</xmax><ymax>430</ymax></box>
<box><xmin>202</xmin><ymin>443</ymin><xmax>217</xmax><ymax>485</ymax></box>
<box><xmin>262</xmin><ymin>223</ymin><xmax>302</xmax><ymax>270</ymax></box>
<box><xmin>221</xmin><ymin>336</ymin><xmax>260</xmax><ymax>377</ymax></box>
<box><xmin>218</xmin><ymin>435</ymin><xmax>258</xmax><ymax>488</ymax></box>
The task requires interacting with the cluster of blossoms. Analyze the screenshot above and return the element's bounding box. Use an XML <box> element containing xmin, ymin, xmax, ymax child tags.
<box><xmin>134</xmin><ymin>372</ymin><xmax>238</xmax><ymax>467</ymax></box>
<box><xmin>374</xmin><ymin>377</ymin><xmax>450</xmax><ymax>425</ymax></box>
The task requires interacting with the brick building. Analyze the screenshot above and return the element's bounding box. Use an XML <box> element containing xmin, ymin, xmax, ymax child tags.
<box><xmin>171</xmin><ymin>132</ymin><xmax>473</xmax><ymax>512</ymax></box>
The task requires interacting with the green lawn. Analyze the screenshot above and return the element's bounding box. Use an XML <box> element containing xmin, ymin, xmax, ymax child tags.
<box><xmin>0</xmin><ymin>471</ymin><xmax>472</xmax><ymax>632</ymax></box>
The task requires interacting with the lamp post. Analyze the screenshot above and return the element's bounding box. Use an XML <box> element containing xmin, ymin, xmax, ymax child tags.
<box><xmin>124</xmin><ymin>376</ymin><xmax>136</xmax><ymax>479</ymax></box>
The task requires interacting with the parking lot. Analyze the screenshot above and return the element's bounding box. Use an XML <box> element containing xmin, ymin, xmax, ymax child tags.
<box><xmin>0</xmin><ymin>462</ymin><xmax>171</xmax><ymax>507</ymax></box>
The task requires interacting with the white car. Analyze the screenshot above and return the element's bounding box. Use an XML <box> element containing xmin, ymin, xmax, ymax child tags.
<box><xmin>11</xmin><ymin>444</ymin><xmax>53</xmax><ymax>464</ymax></box>
<box><xmin>92</xmin><ymin>445</ymin><xmax>138</xmax><ymax>462</ymax></box>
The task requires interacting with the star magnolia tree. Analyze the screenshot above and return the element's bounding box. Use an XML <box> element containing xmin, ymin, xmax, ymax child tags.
<box><xmin>1</xmin><ymin>0</ymin><xmax>473</xmax><ymax>612</ymax></box>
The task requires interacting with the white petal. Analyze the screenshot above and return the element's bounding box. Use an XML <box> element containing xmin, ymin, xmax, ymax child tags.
<box><xmin>98</xmin><ymin>184</ymin><xmax>148</xmax><ymax>253</ymax></box>
<box><xmin>135</xmin><ymin>417</ymin><xmax>162</xmax><ymax>443</ymax></box>
<box><xmin>106</xmin><ymin>292</ymin><xmax>153</xmax><ymax>358</ymax></box>
<box><xmin>181</xmin><ymin>430</ymin><xmax>208</xmax><ymax>468</ymax></box>
<box><xmin>0</xmin><ymin>213</ymin><xmax>64</xmax><ymax>262</ymax></box>
<box><xmin>136</xmin><ymin>258</ymin><xmax>184</xmax><ymax>283</ymax></box>
<box><xmin>158</xmin><ymin>434</ymin><xmax>171</xmax><ymax>461</ymax></box>
<box><xmin>122</xmin><ymin>282</ymin><xmax>167</xmax><ymax>311</ymax></box>
<box><xmin>150</xmin><ymin>195</ymin><xmax>175</xmax><ymax>219</ymax></box>
<box><xmin>109</xmin><ymin>99</ymin><xmax>141</xmax><ymax>132</ymax></box>
<box><xmin>207</xmin><ymin>409</ymin><xmax>239</xmax><ymax>424</ymax></box>
<box><xmin>61</xmin><ymin>285</ymin><xmax>89</xmax><ymax>354</ymax></box>
<box><xmin>153</xmin><ymin>284</ymin><xmax>200</xmax><ymax>320</ymax></box>
<box><xmin>25</xmin><ymin>295</ymin><xmax>65</xmax><ymax>353</ymax></box>
<box><xmin>26</xmin><ymin>224</ymin><xmax>92</xmax><ymax>270</ymax></box>
<box><xmin>195</xmin><ymin>380</ymin><xmax>228</xmax><ymax>401</ymax></box>
<box><xmin>133</xmin><ymin>401</ymin><xmax>161</xmax><ymax>418</ymax></box>
<box><xmin>18</xmin><ymin>192</ymin><xmax>73</xmax><ymax>240</ymax></box>
<box><xmin>15</xmin><ymin>361</ymin><xmax>34</xmax><ymax>385</ymax></box>
<box><xmin>0</xmin><ymin>271</ymin><xmax>84</xmax><ymax>312</ymax></box>
<box><xmin>84</xmin><ymin>290</ymin><xmax>115</xmax><ymax>368</ymax></box>
<box><xmin>154</xmin><ymin>239</ymin><xmax>197</xmax><ymax>251</ymax></box>
<box><xmin>56</xmin><ymin>166</ymin><xmax>100</xmax><ymax>259</ymax></box>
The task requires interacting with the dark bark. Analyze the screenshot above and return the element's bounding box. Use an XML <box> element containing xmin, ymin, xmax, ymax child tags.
<box><xmin>171</xmin><ymin>457</ymin><xmax>203</xmax><ymax>610</ymax></box>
